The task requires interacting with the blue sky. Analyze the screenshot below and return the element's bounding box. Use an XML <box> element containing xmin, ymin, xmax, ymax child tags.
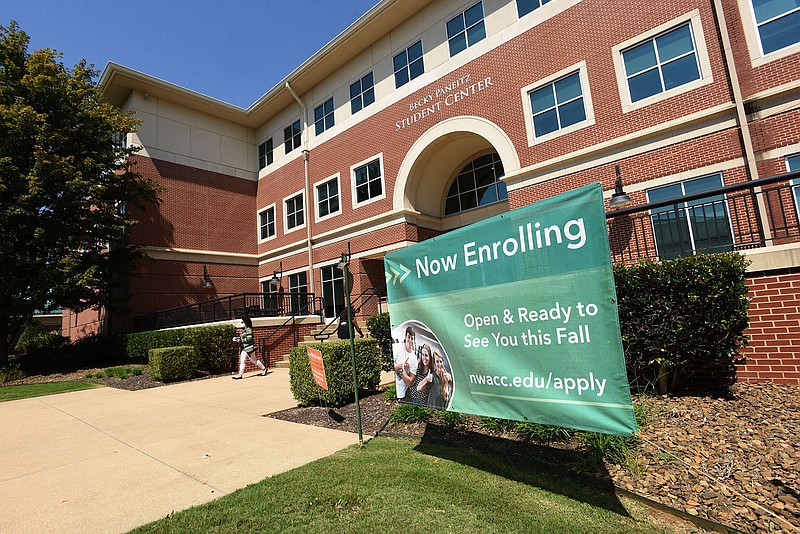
<box><xmin>4</xmin><ymin>0</ymin><xmax>380</xmax><ymax>108</ymax></box>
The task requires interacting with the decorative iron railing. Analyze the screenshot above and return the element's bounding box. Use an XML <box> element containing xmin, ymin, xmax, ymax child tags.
<box><xmin>606</xmin><ymin>170</ymin><xmax>800</xmax><ymax>264</ymax></box>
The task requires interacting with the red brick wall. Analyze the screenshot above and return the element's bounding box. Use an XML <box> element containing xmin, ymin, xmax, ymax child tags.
<box><xmin>740</xmin><ymin>271</ymin><xmax>800</xmax><ymax>384</ymax></box>
<box><xmin>235</xmin><ymin>323</ymin><xmax>320</xmax><ymax>370</ymax></box>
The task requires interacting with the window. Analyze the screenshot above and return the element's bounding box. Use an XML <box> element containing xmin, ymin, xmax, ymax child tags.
<box><xmin>316</xmin><ymin>176</ymin><xmax>340</xmax><ymax>219</ymax></box>
<box><xmin>260</xmin><ymin>280</ymin><xmax>280</xmax><ymax>316</ymax></box>
<box><xmin>445</xmin><ymin>153</ymin><xmax>507</xmax><ymax>215</ymax></box>
<box><xmin>447</xmin><ymin>2</ymin><xmax>486</xmax><ymax>57</ymax></box>
<box><xmin>321</xmin><ymin>265</ymin><xmax>345</xmax><ymax>318</ymax></box>
<box><xmin>288</xmin><ymin>272</ymin><xmax>309</xmax><ymax>315</ymax></box>
<box><xmin>647</xmin><ymin>174</ymin><xmax>733</xmax><ymax>259</ymax></box>
<box><xmin>350</xmin><ymin>72</ymin><xmax>375</xmax><ymax>114</ymax></box>
<box><xmin>258</xmin><ymin>206</ymin><xmax>275</xmax><ymax>241</ymax></box>
<box><xmin>788</xmin><ymin>154</ymin><xmax>800</xmax><ymax>220</ymax></box>
<box><xmin>517</xmin><ymin>0</ymin><xmax>551</xmax><ymax>17</ymax></box>
<box><xmin>258</xmin><ymin>138</ymin><xmax>273</xmax><ymax>170</ymax></box>
<box><xmin>621</xmin><ymin>22</ymin><xmax>701</xmax><ymax>103</ymax></box>
<box><xmin>284</xmin><ymin>120</ymin><xmax>302</xmax><ymax>154</ymax></box>
<box><xmin>314</xmin><ymin>98</ymin><xmax>335</xmax><ymax>136</ymax></box>
<box><xmin>353</xmin><ymin>157</ymin><xmax>384</xmax><ymax>205</ymax></box>
<box><xmin>393</xmin><ymin>40</ymin><xmax>424</xmax><ymax>88</ymax></box>
<box><xmin>284</xmin><ymin>192</ymin><xmax>304</xmax><ymax>231</ymax></box>
<box><xmin>529</xmin><ymin>71</ymin><xmax>586</xmax><ymax>138</ymax></box>
<box><xmin>752</xmin><ymin>0</ymin><xmax>800</xmax><ymax>54</ymax></box>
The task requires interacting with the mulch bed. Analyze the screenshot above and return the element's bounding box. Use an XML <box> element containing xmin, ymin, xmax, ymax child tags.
<box><xmin>5</xmin><ymin>368</ymin><xmax>798</xmax><ymax>533</ymax></box>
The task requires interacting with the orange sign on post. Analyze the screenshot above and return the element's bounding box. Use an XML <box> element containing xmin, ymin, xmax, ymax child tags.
<box><xmin>306</xmin><ymin>347</ymin><xmax>328</xmax><ymax>390</ymax></box>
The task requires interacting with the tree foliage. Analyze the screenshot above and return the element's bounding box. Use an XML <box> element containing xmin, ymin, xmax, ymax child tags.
<box><xmin>0</xmin><ymin>21</ymin><xmax>160</xmax><ymax>365</ymax></box>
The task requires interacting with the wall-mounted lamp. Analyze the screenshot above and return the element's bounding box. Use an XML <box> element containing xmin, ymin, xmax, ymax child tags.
<box><xmin>269</xmin><ymin>261</ymin><xmax>283</xmax><ymax>288</ymax></box>
<box><xmin>202</xmin><ymin>265</ymin><xmax>214</xmax><ymax>288</ymax></box>
<box><xmin>336</xmin><ymin>251</ymin><xmax>351</xmax><ymax>270</ymax></box>
<box><xmin>609</xmin><ymin>165</ymin><xmax>633</xmax><ymax>209</ymax></box>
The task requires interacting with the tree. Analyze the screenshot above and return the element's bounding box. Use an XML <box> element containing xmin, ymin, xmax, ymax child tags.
<box><xmin>0</xmin><ymin>22</ymin><xmax>160</xmax><ymax>366</ymax></box>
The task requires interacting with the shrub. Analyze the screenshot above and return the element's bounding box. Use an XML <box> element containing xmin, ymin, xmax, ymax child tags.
<box><xmin>437</xmin><ymin>410</ymin><xmax>467</xmax><ymax>431</ymax></box>
<box><xmin>366</xmin><ymin>313</ymin><xmax>393</xmax><ymax>371</ymax></box>
<box><xmin>288</xmin><ymin>339</ymin><xmax>382</xmax><ymax>407</ymax></box>
<box><xmin>614</xmin><ymin>253</ymin><xmax>750</xmax><ymax>393</ymax></box>
<box><xmin>478</xmin><ymin>416</ymin><xmax>518</xmax><ymax>433</ymax></box>
<box><xmin>579</xmin><ymin>432</ymin><xmax>636</xmax><ymax>466</ymax></box>
<box><xmin>149</xmin><ymin>346</ymin><xmax>198</xmax><ymax>382</ymax></box>
<box><xmin>389</xmin><ymin>404</ymin><xmax>431</xmax><ymax>423</ymax></box>
<box><xmin>383</xmin><ymin>383</ymin><xmax>398</xmax><ymax>401</ymax></box>
<box><xmin>15</xmin><ymin>322</ymin><xmax>64</xmax><ymax>354</ymax></box>
<box><xmin>125</xmin><ymin>324</ymin><xmax>236</xmax><ymax>373</ymax></box>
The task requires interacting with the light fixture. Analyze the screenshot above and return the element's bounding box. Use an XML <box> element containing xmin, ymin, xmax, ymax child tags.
<box><xmin>269</xmin><ymin>261</ymin><xmax>283</xmax><ymax>288</ymax></box>
<box><xmin>202</xmin><ymin>265</ymin><xmax>214</xmax><ymax>288</ymax></box>
<box><xmin>609</xmin><ymin>165</ymin><xmax>633</xmax><ymax>209</ymax></box>
<box><xmin>336</xmin><ymin>251</ymin><xmax>350</xmax><ymax>270</ymax></box>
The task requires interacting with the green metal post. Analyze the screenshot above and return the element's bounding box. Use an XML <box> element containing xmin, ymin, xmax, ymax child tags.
<box><xmin>343</xmin><ymin>261</ymin><xmax>364</xmax><ymax>445</ymax></box>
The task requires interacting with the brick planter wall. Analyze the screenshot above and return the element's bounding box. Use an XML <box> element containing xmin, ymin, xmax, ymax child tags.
<box><xmin>235</xmin><ymin>323</ymin><xmax>319</xmax><ymax>371</ymax></box>
<box><xmin>740</xmin><ymin>271</ymin><xmax>800</xmax><ymax>384</ymax></box>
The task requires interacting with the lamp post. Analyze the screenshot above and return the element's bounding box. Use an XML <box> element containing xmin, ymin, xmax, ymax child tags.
<box><xmin>337</xmin><ymin>245</ymin><xmax>363</xmax><ymax>445</ymax></box>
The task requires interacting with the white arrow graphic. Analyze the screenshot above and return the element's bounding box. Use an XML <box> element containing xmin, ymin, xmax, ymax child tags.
<box><xmin>387</xmin><ymin>264</ymin><xmax>412</xmax><ymax>285</ymax></box>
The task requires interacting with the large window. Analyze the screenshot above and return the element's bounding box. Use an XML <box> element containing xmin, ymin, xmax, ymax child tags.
<box><xmin>258</xmin><ymin>206</ymin><xmax>275</xmax><ymax>241</ymax></box>
<box><xmin>447</xmin><ymin>2</ymin><xmax>486</xmax><ymax>57</ymax></box>
<box><xmin>393</xmin><ymin>40</ymin><xmax>425</xmax><ymax>88</ymax></box>
<box><xmin>284</xmin><ymin>192</ymin><xmax>304</xmax><ymax>231</ymax></box>
<box><xmin>353</xmin><ymin>157</ymin><xmax>384</xmax><ymax>205</ymax></box>
<box><xmin>517</xmin><ymin>0</ymin><xmax>551</xmax><ymax>17</ymax></box>
<box><xmin>445</xmin><ymin>153</ymin><xmax>507</xmax><ymax>215</ymax></box>
<box><xmin>621</xmin><ymin>22</ymin><xmax>701</xmax><ymax>103</ymax></box>
<box><xmin>788</xmin><ymin>154</ymin><xmax>800</xmax><ymax>220</ymax></box>
<box><xmin>321</xmin><ymin>265</ymin><xmax>345</xmax><ymax>318</ymax></box>
<box><xmin>258</xmin><ymin>138</ymin><xmax>273</xmax><ymax>170</ymax></box>
<box><xmin>529</xmin><ymin>71</ymin><xmax>586</xmax><ymax>138</ymax></box>
<box><xmin>314</xmin><ymin>98</ymin><xmax>335</xmax><ymax>136</ymax></box>
<box><xmin>288</xmin><ymin>272</ymin><xmax>309</xmax><ymax>315</ymax></box>
<box><xmin>316</xmin><ymin>176</ymin><xmax>340</xmax><ymax>219</ymax></box>
<box><xmin>350</xmin><ymin>72</ymin><xmax>375</xmax><ymax>114</ymax></box>
<box><xmin>284</xmin><ymin>120</ymin><xmax>302</xmax><ymax>154</ymax></box>
<box><xmin>752</xmin><ymin>0</ymin><xmax>800</xmax><ymax>54</ymax></box>
<box><xmin>647</xmin><ymin>174</ymin><xmax>733</xmax><ymax>259</ymax></box>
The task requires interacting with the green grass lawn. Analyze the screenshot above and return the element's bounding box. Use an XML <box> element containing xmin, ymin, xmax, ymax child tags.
<box><xmin>131</xmin><ymin>437</ymin><xmax>685</xmax><ymax>533</ymax></box>
<box><xmin>0</xmin><ymin>381</ymin><xmax>100</xmax><ymax>402</ymax></box>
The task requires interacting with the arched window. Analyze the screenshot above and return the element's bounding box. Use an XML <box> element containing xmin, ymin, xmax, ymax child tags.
<box><xmin>444</xmin><ymin>153</ymin><xmax>507</xmax><ymax>215</ymax></box>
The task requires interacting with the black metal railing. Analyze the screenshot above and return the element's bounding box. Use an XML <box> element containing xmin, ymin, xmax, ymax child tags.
<box><xmin>606</xmin><ymin>170</ymin><xmax>800</xmax><ymax>264</ymax></box>
<box><xmin>313</xmin><ymin>287</ymin><xmax>385</xmax><ymax>342</ymax></box>
<box><xmin>132</xmin><ymin>292</ymin><xmax>324</xmax><ymax>332</ymax></box>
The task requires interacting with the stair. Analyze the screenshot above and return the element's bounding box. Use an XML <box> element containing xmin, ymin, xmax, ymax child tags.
<box><xmin>271</xmin><ymin>319</ymin><xmax>370</xmax><ymax>368</ymax></box>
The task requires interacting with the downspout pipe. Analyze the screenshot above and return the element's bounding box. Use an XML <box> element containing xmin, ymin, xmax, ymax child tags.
<box><xmin>285</xmin><ymin>81</ymin><xmax>316</xmax><ymax>296</ymax></box>
<box><xmin>710</xmin><ymin>0</ymin><xmax>772</xmax><ymax>243</ymax></box>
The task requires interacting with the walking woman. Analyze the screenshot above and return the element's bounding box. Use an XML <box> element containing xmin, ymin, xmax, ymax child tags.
<box><xmin>232</xmin><ymin>317</ymin><xmax>267</xmax><ymax>379</ymax></box>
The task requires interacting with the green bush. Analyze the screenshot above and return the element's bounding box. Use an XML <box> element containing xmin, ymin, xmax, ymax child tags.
<box><xmin>15</xmin><ymin>322</ymin><xmax>65</xmax><ymax>354</ymax></box>
<box><xmin>478</xmin><ymin>416</ymin><xmax>518</xmax><ymax>433</ymax></box>
<box><xmin>389</xmin><ymin>404</ymin><xmax>432</xmax><ymax>423</ymax></box>
<box><xmin>515</xmin><ymin>422</ymin><xmax>572</xmax><ymax>442</ymax></box>
<box><xmin>289</xmin><ymin>339</ymin><xmax>382</xmax><ymax>407</ymax></box>
<box><xmin>149</xmin><ymin>346</ymin><xmax>198</xmax><ymax>382</ymax></box>
<box><xmin>366</xmin><ymin>313</ymin><xmax>393</xmax><ymax>371</ymax></box>
<box><xmin>125</xmin><ymin>324</ymin><xmax>236</xmax><ymax>373</ymax></box>
<box><xmin>437</xmin><ymin>410</ymin><xmax>467</xmax><ymax>431</ymax></box>
<box><xmin>614</xmin><ymin>253</ymin><xmax>750</xmax><ymax>393</ymax></box>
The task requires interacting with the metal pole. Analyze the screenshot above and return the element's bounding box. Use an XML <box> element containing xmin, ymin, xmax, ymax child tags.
<box><xmin>343</xmin><ymin>260</ymin><xmax>363</xmax><ymax>445</ymax></box>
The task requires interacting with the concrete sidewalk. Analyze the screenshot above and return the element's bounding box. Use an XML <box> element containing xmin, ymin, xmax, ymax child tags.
<box><xmin>0</xmin><ymin>368</ymin><xmax>358</xmax><ymax>533</ymax></box>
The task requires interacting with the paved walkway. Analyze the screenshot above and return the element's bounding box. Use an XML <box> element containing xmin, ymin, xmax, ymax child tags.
<box><xmin>0</xmin><ymin>368</ymin><xmax>358</xmax><ymax>533</ymax></box>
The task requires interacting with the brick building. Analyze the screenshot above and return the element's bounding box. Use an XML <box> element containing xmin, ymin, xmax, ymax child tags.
<box><xmin>79</xmin><ymin>0</ymin><xmax>800</xmax><ymax>383</ymax></box>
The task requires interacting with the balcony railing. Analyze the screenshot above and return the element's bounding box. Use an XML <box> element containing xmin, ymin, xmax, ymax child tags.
<box><xmin>606</xmin><ymin>170</ymin><xmax>800</xmax><ymax>264</ymax></box>
<box><xmin>132</xmin><ymin>292</ymin><xmax>323</xmax><ymax>332</ymax></box>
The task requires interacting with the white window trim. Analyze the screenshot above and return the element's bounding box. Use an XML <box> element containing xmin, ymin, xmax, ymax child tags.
<box><xmin>314</xmin><ymin>173</ymin><xmax>342</xmax><ymax>223</ymax></box>
<box><xmin>737</xmin><ymin>0</ymin><xmax>800</xmax><ymax>67</ymax></box>
<box><xmin>520</xmin><ymin>61</ymin><xmax>595</xmax><ymax>146</ymax></box>
<box><xmin>282</xmin><ymin>189</ymin><xmax>306</xmax><ymax>235</ymax></box>
<box><xmin>257</xmin><ymin>203</ymin><xmax>277</xmax><ymax>244</ymax></box>
<box><xmin>446</xmin><ymin>1</ymin><xmax>486</xmax><ymax>58</ymax></box>
<box><xmin>612</xmin><ymin>10</ymin><xmax>713</xmax><ymax>113</ymax></box>
<box><xmin>350</xmin><ymin>153</ymin><xmax>386</xmax><ymax>209</ymax></box>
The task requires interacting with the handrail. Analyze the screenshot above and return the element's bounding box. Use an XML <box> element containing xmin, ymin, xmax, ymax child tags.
<box><xmin>313</xmin><ymin>287</ymin><xmax>385</xmax><ymax>342</ymax></box>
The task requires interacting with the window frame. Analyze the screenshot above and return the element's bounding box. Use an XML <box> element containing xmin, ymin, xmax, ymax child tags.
<box><xmin>320</xmin><ymin>263</ymin><xmax>345</xmax><ymax>318</ymax></box>
<box><xmin>646</xmin><ymin>173</ymin><xmax>735</xmax><ymax>259</ymax></box>
<box><xmin>787</xmin><ymin>154</ymin><xmax>800</xmax><ymax>222</ymax></box>
<box><xmin>288</xmin><ymin>271</ymin><xmax>309</xmax><ymax>315</ymax></box>
<box><xmin>313</xmin><ymin>97</ymin><xmax>335</xmax><ymax>136</ymax></box>
<box><xmin>738</xmin><ymin>0</ymin><xmax>800</xmax><ymax>66</ymax></box>
<box><xmin>283</xmin><ymin>119</ymin><xmax>302</xmax><ymax>154</ymax></box>
<box><xmin>350</xmin><ymin>71</ymin><xmax>376</xmax><ymax>115</ymax></box>
<box><xmin>393</xmin><ymin>40</ymin><xmax>425</xmax><ymax>89</ymax></box>
<box><xmin>611</xmin><ymin>11</ymin><xmax>713</xmax><ymax>113</ymax></box>
<box><xmin>258</xmin><ymin>138</ymin><xmax>273</xmax><ymax>171</ymax></box>
<box><xmin>257</xmin><ymin>204</ymin><xmax>276</xmax><ymax>243</ymax></box>
<box><xmin>516</xmin><ymin>0</ymin><xmax>552</xmax><ymax>18</ymax></box>
<box><xmin>314</xmin><ymin>173</ymin><xmax>342</xmax><ymax>222</ymax></box>
<box><xmin>520</xmin><ymin>61</ymin><xmax>594</xmax><ymax>146</ymax></box>
<box><xmin>446</xmin><ymin>1</ymin><xmax>486</xmax><ymax>58</ymax></box>
<box><xmin>283</xmin><ymin>189</ymin><xmax>306</xmax><ymax>234</ymax></box>
<box><xmin>443</xmin><ymin>152</ymin><xmax>508</xmax><ymax>216</ymax></box>
<box><xmin>350</xmin><ymin>153</ymin><xmax>386</xmax><ymax>208</ymax></box>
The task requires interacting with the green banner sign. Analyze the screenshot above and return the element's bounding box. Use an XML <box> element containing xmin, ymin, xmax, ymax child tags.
<box><xmin>385</xmin><ymin>183</ymin><xmax>637</xmax><ymax>436</ymax></box>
